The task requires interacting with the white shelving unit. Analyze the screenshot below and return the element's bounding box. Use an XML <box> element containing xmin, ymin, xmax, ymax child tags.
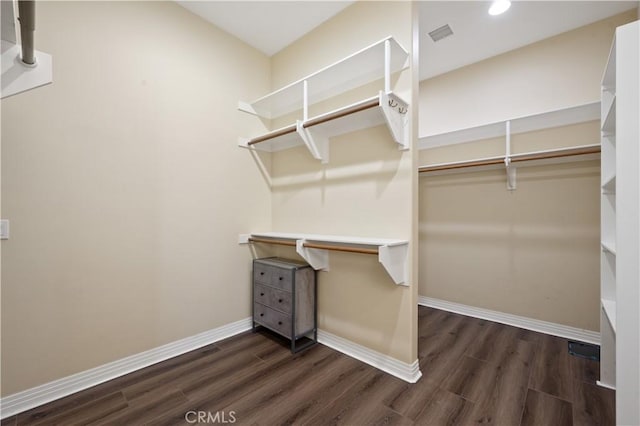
<box><xmin>599</xmin><ymin>35</ymin><xmax>619</xmax><ymax>395</ymax></box>
<box><xmin>239</xmin><ymin>232</ymin><xmax>409</xmax><ymax>286</ymax></box>
<box><xmin>598</xmin><ymin>27</ymin><xmax>618</xmax><ymax>393</ymax></box>
<box><xmin>418</xmin><ymin>101</ymin><xmax>600</xmax><ymax>149</ymax></box>
<box><xmin>238</xmin><ymin>37</ymin><xmax>410</xmax><ymax>163</ymax></box>
<box><xmin>598</xmin><ymin>23</ymin><xmax>640</xmax><ymax>426</ymax></box>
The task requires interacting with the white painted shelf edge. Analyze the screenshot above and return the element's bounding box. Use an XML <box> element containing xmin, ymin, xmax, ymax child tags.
<box><xmin>601</xmin><ymin>240</ymin><xmax>617</xmax><ymax>255</ymax></box>
<box><xmin>419</xmin><ymin>101</ymin><xmax>600</xmax><ymax>149</ymax></box>
<box><xmin>602</xmin><ymin>299</ymin><xmax>617</xmax><ymax>333</ymax></box>
<box><xmin>601</xmin><ymin>173</ymin><xmax>616</xmax><ymax>193</ymax></box>
<box><xmin>239</xmin><ymin>91</ymin><xmax>410</xmax><ymax>162</ymax></box>
<box><xmin>238</xmin><ymin>36</ymin><xmax>409</xmax><ymax>119</ymax></box>
<box><xmin>238</xmin><ymin>232</ymin><xmax>409</xmax><ymax>286</ymax></box>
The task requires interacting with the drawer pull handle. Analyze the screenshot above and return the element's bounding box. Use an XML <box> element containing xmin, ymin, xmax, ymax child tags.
<box><xmin>260</xmin><ymin>293</ymin><xmax>264</xmax><ymax>296</ymax></box>
<box><xmin>278</xmin><ymin>299</ymin><xmax>283</xmax><ymax>303</ymax></box>
<box><xmin>260</xmin><ymin>272</ymin><xmax>265</xmax><ymax>276</ymax></box>
<box><xmin>279</xmin><ymin>277</ymin><xmax>283</xmax><ymax>281</ymax></box>
<box><xmin>260</xmin><ymin>313</ymin><xmax>264</xmax><ymax>317</ymax></box>
<box><xmin>278</xmin><ymin>321</ymin><xmax>282</xmax><ymax>325</ymax></box>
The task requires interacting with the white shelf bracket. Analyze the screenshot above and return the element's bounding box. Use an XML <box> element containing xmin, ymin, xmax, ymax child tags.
<box><xmin>380</xmin><ymin>91</ymin><xmax>409</xmax><ymax>150</ymax></box>
<box><xmin>505</xmin><ymin>120</ymin><xmax>517</xmax><ymax>190</ymax></box>
<box><xmin>299</xmin><ymin>121</ymin><xmax>330</xmax><ymax>164</ymax></box>
<box><xmin>296</xmin><ymin>239</ymin><xmax>330</xmax><ymax>271</ymax></box>
<box><xmin>238</xmin><ymin>137</ymin><xmax>250</xmax><ymax>149</ymax></box>
<box><xmin>378</xmin><ymin>243</ymin><xmax>409</xmax><ymax>286</ymax></box>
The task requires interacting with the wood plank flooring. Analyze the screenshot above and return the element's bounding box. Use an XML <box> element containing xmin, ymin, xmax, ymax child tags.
<box><xmin>3</xmin><ymin>307</ymin><xmax>614</xmax><ymax>425</ymax></box>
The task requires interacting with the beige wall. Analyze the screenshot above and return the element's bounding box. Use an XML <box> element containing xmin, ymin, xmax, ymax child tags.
<box><xmin>418</xmin><ymin>11</ymin><xmax>637</xmax><ymax>331</ymax></box>
<box><xmin>420</xmin><ymin>10</ymin><xmax>638</xmax><ymax>137</ymax></box>
<box><xmin>1</xmin><ymin>1</ymin><xmax>271</xmax><ymax>396</ymax></box>
<box><xmin>268</xmin><ymin>1</ymin><xmax>418</xmax><ymax>364</ymax></box>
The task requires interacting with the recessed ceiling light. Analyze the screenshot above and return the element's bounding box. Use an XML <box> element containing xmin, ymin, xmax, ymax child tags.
<box><xmin>489</xmin><ymin>0</ymin><xmax>511</xmax><ymax>16</ymax></box>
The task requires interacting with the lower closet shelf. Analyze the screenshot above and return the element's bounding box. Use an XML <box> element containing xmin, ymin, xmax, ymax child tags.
<box><xmin>239</xmin><ymin>232</ymin><xmax>409</xmax><ymax>286</ymax></box>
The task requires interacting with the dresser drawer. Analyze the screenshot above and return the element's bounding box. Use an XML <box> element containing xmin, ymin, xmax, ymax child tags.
<box><xmin>253</xmin><ymin>302</ymin><xmax>292</xmax><ymax>338</ymax></box>
<box><xmin>268</xmin><ymin>268</ymin><xmax>293</xmax><ymax>292</ymax></box>
<box><xmin>253</xmin><ymin>263</ymin><xmax>272</xmax><ymax>284</ymax></box>
<box><xmin>254</xmin><ymin>283</ymin><xmax>292</xmax><ymax>314</ymax></box>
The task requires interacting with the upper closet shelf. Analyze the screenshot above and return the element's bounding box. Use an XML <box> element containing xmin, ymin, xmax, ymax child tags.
<box><xmin>239</xmin><ymin>91</ymin><xmax>409</xmax><ymax>162</ymax></box>
<box><xmin>239</xmin><ymin>232</ymin><xmax>409</xmax><ymax>286</ymax></box>
<box><xmin>419</xmin><ymin>101</ymin><xmax>600</xmax><ymax>149</ymax></box>
<box><xmin>238</xmin><ymin>37</ymin><xmax>409</xmax><ymax>120</ymax></box>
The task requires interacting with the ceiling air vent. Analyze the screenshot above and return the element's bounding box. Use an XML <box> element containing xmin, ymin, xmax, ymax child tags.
<box><xmin>428</xmin><ymin>24</ymin><xmax>453</xmax><ymax>42</ymax></box>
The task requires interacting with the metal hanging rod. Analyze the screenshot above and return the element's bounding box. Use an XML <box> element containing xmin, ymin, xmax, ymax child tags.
<box><xmin>248</xmin><ymin>237</ymin><xmax>296</xmax><ymax>246</ymax></box>
<box><xmin>302</xmin><ymin>242</ymin><xmax>378</xmax><ymax>255</ymax></box>
<box><xmin>419</xmin><ymin>144</ymin><xmax>601</xmax><ymax>174</ymax></box>
<box><xmin>302</xmin><ymin>97</ymin><xmax>379</xmax><ymax>128</ymax></box>
<box><xmin>247</xmin><ymin>124</ymin><xmax>297</xmax><ymax>146</ymax></box>
<box><xmin>248</xmin><ymin>237</ymin><xmax>378</xmax><ymax>255</ymax></box>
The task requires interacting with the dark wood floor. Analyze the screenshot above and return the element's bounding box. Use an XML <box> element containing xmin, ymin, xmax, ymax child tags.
<box><xmin>2</xmin><ymin>307</ymin><xmax>614</xmax><ymax>425</ymax></box>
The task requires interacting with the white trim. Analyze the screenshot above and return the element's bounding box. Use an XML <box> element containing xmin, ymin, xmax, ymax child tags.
<box><xmin>596</xmin><ymin>380</ymin><xmax>616</xmax><ymax>390</ymax></box>
<box><xmin>0</xmin><ymin>317</ymin><xmax>253</xmax><ymax>419</ymax></box>
<box><xmin>0</xmin><ymin>318</ymin><xmax>425</xmax><ymax>419</ymax></box>
<box><xmin>419</xmin><ymin>296</ymin><xmax>600</xmax><ymax>345</ymax></box>
<box><xmin>317</xmin><ymin>330</ymin><xmax>422</xmax><ymax>383</ymax></box>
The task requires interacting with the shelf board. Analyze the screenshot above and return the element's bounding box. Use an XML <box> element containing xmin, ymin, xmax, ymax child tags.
<box><xmin>601</xmin><ymin>173</ymin><xmax>616</xmax><ymax>194</ymax></box>
<box><xmin>602</xmin><ymin>299</ymin><xmax>617</xmax><ymax>333</ymax></box>
<box><xmin>240</xmin><ymin>231</ymin><xmax>409</xmax><ymax>285</ymax></box>
<box><xmin>239</xmin><ymin>37</ymin><xmax>409</xmax><ymax>119</ymax></box>
<box><xmin>250</xmin><ymin>232</ymin><xmax>407</xmax><ymax>248</ymax></box>
<box><xmin>601</xmin><ymin>99</ymin><xmax>616</xmax><ymax>135</ymax></box>
<box><xmin>601</xmin><ymin>241</ymin><xmax>617</xmax><ymax>255</ymax></box>
<box><xmin>419</xmin><ymin>101</ymin><xmax>600</xmax><ymax>149</ymax></box>
<box><xmin>240</xmin><ymin>92</ymin><xmax>409</xmax><ymax>161</ymax></box>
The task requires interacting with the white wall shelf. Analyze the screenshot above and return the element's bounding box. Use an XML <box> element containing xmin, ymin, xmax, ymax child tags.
<box><xmin>238</xmin><ymin>37</ymin><xmax>410</xmax><ymax>163</ymax></box>
<box><xmin>239</xmin><ymin>232</ymin><xmax>409</xmax><ymax>286</ymax></box>
<box><xmin>240</xmin><ymin>92</ymin><xmax>409</xmax><ymax>162</ymax></box>
<box><xmin>238</xmin><ymin>37</ymin><xmax>409</xmax><ymax>120</ymax></box>
<box><xmin>419</xmin><ymin>101</ymin><xmax>600</xmax><ymax>149</ymax></box>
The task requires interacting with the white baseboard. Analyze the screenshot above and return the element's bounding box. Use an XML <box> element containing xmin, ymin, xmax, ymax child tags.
<box><xmin>1</xmin><ymin>317</ymin><xmax>424</xmax><ymax>419</ymax></box>
<box><xmin>419</xmin><ymin>296</ymin><xmax>600</xmax><ymax>345</ymax></box>
<box><xmin>596</xmin><ymin>380</ymin><xmax>616</xmax><ymax>390</ymax></box>
<box><xmin>0</xmin><ymin>317</ymin><xmax>253</xmax><ymax>419</ymax></box>
<box><xmin>317</xmin><ymin>330</ymin><xmax>422</xmax><ymax>384</ymax></box>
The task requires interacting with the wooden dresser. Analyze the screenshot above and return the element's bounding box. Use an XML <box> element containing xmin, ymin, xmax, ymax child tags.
<box><xmin>252</xmin><ymin>257</ymin><xmax>316</xmax><ymax>352</ymax></box>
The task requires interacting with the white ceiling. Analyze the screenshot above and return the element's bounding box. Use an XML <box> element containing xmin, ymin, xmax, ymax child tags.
<box><xmin>176</xmin><ymin>1</ymin><xmax>354</xmax><ymax>56</ymax></box>
<box><xmin>177</xmin><ymin>1</ymin><xmax>638</xmax><ymax>80</ymax></box>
